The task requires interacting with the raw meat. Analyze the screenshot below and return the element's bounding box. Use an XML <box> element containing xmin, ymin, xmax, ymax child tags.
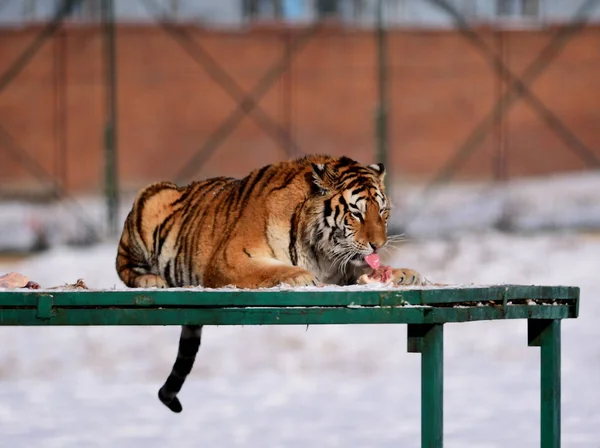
<box><xmin>357</xmin><ymin>254</ymin><xmax>393</xmax><ymax>285</ymax></box>
<box><xmin>0</xmin><ymin>272</ymin><xmax>39</xmax><ymax>289</ymax></box>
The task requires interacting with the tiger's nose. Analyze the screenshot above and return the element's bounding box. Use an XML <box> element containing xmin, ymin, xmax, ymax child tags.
<box><xmin>369</xmin><ymin>241</ymin><xmax>383</xmax><ymax>252</ymax></box>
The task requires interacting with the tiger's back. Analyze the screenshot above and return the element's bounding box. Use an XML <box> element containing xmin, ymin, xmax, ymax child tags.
<box><xmin>116</xmin><ymin>155</ymin><xmax>332</xmax><ymax>290</ymax></box>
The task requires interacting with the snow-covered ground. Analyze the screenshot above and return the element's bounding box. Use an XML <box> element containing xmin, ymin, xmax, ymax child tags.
<box><xmin>393</xmin><ymin>170</ymin><xmax>600</xmax><ymax>237</ymax></box>
<box><xmin>2</xmin><ymin>170</ymin><xmax>600</xmax><ymax>251</ymax></box>
<box><xmin>0</xmin><ymin>230</ymin><xmax>598</xmax><ymax>447</ymax></box>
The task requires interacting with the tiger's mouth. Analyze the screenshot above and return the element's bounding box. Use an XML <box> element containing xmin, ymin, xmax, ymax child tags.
<box><xmin>348</xmin><ymin>252</ymin><xmax>368</xmax><ymax>266</ymax></box>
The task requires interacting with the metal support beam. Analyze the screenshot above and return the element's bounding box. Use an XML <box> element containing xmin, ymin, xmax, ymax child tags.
<box><xmin>375</xmin><ymin>0</ymin><xmax>390</xmax><ymax>192</ymax></box>
<box><xmin>406</xmin><ymin>0</ymin><xmax>599</xmax><ymax>226</ymax></box>
<box><xmin>0</xmin><ymin>0</ymin><xmax>100</xmax><ymax>240</ymax></box>
<box><xmin>429</xmin><ymin>0</ymin><xmax>600</xmax><ymax>168</ymax></box>
<box><xmin>282</xmin><ymin>28</ymin><xmax>295</xmax><ymax>159</ymax></box>
<box><xmin>141</xmin><ymin>0</ymin><xmax>307</xmax><ymax>180</ymax></box>
<box><xmin>0</xmin><ymin>0</ymin><xmax>80</xmax><ymax>96</ymax></box>
<box><xmin>493</xmin><ymin>30</ymin><xmax>508</xmax><ymax>183</ymax></box>
<box><xmin>53</xmin><ymin>28</ymin><xmax>68</xmax><ymax>190</ymax></box>
<box><xmin>408</xmin><ymin>323</ymin><xmax>444</xmax><ymax>448</ymax></box>
<box><xmin>102</xmin><ymin>0</ymin><xmax>120</xmax><ymax>237</ymax></box>
<box><xmin>170</xmin><ymin>23</ymin><xmax>319</xmax><ymax>183</ymax></box>
<box><xmin>528</xmin><ymin>319</ymin><xmax>561</xmax><ymax>448</ymax></box>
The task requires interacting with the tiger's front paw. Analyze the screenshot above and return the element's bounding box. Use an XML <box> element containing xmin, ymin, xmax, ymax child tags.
<box><xmin>279</xmin><ymin>269</ymin><xmax>319</xmax><ymax>287</ymax></box>
<box><xmin>392</xmin><ymin>268</ymin><xmax>423</xmax><ymax>286</ymax></box>
<box><xmin>134</xmin><ymin>274</ymin><xmax>168</xmax><ymax>288</ymax></box>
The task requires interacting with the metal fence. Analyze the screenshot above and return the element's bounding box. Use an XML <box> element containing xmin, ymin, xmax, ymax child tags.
<box><xmin>0</xmin><ymin>0</ymin><xmax>599</xmax><ymax>249</ymax></box>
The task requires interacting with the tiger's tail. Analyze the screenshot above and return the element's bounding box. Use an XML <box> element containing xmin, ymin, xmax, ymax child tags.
<box><xmin>158</xmin><ymin>325</ymin><xmax>203</xmax><ymax>413</ymax></box>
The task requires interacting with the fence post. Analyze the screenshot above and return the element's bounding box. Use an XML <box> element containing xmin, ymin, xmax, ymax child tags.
<box><xmin>375</xmin><ymin>0</ymin><xmax>390</xmax><ymax>192</ymax></box>
<box><xmin>408</xmin><ymin>323</ymin><xmax>444</xmax><ymax>448</ymax></box>
<box><xmin>102</xmin><ymin>0</ymin><xmax>119</xmax><ymax>236</ymax></box>
<box><xmin>528</xmin><ymin>319</ymin><xmax>561</xmax><ymax>448</ymax></box>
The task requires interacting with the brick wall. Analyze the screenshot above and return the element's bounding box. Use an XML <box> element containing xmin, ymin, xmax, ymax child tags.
<box><xmin>0</xmin><ymin>24</ymin><xmax>599</xmax><ymax>195</ymax></box>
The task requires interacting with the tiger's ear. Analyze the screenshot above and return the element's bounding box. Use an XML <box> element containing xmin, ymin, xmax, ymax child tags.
<box><xmin>368</xmin><ymin>163</ymin><xmax>386</xmax><ymax>182</ymax></box>
<box><xmin>312</xmin><ymin>163</ymin><xmax>338</xmax><ymax>192</ymax></box>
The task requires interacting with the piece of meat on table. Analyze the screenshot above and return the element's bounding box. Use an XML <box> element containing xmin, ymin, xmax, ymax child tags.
<box><xmin>0</xmin><ymin>272</ymin><xmax>40</xmax><ymax>289</ymax></box>
<box><xmin>357</xmin><ymin>265</ymin><xmax>393</xmax><ymax>285</ymax></box>
<box><xmin>358</xmin><ymin>254</ymin><xmax>394</xmax><ymax>285</ymax></box>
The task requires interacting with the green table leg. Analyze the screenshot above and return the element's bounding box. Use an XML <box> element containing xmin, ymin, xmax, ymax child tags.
<box><xmin>528</xmin><ymin>319</ymin><xmax>561</xmax><ymax>448</ymax></box>
<box><xmin>408</xmin><ymin>324</ymin><xmax>444</xmax><ymax>448</ymax></box>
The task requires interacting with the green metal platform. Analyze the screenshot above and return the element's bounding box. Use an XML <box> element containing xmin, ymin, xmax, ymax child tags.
<box><xmin>0</xmin><ymin>284</ymin><xmax>579</xmax><ymax>448</ymax></box>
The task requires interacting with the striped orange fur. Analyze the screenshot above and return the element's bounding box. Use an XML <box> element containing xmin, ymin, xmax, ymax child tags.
<box><xmin>116</xmin><ymin>154</ymin><xmax>421</xmax><ymax>412</ymax></box>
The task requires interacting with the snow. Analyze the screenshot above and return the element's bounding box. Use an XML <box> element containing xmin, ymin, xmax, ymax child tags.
<box><xmin>0</xmin><ymin>170</ymin><xmax>599</xmax><ymax>446</ymax></box>
<box><xmin>391</xmin><ymin>170</ymin><xmax>600</xmax><ymax>237</ymax></box>
<box><xmin>0</xmin><ymin>229</ymin><xmax>599</xmax><ymax>447</ymax></box>
<box><xmin>2</xmin><ymin>170</ymin><xmax>600</xmax><ymax>252</ymax></box>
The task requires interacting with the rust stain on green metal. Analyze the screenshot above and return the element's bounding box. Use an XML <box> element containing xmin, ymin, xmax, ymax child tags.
<box><xmin>133</xmin><ymin>295</ymin><xmax>155</xmax><ymax>306</ymax></box>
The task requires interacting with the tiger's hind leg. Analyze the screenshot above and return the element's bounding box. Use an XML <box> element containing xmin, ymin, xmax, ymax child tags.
<box><xmin>158</xmin><ymin>325</ymin><xmax>203</xmax><ymax>413</ymax></box>
<box><xmin>115</xmin><ymin>213</ymin><xmax>167</xmax><ymax>288</ymax></box>
<box><xmin>133</xmin><ymin>274</ymin><xmax>167</xmax><ymax>288</ymax></box>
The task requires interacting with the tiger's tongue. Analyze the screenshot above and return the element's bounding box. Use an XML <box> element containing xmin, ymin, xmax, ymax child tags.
<box><xmin>364</xmin><ymin>253</ymin><xmax>380</xmax><ymax>270</ymax></box>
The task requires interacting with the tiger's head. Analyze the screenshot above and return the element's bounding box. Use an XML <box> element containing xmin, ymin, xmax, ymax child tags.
<box><xmin>310</xmin><ymin>157</ymin><xmax>390</xmax><ymax>272</ymax></box>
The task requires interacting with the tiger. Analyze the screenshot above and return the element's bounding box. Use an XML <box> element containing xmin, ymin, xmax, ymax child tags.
<box><xmin>115</xmin><ymin>154</ymin><xmax>422</xmax><ymax>413</ymax></box>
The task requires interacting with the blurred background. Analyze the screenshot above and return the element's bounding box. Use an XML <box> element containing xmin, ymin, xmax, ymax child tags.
<box><xmin>0</xmin><ymin>1</ymin><xmax>599</xmax><ymax>447</ymax></box>
<box><xmin>0</xmin><ymin>0</ymin><xmax>599</xmax><ymax>249</ymax></box>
